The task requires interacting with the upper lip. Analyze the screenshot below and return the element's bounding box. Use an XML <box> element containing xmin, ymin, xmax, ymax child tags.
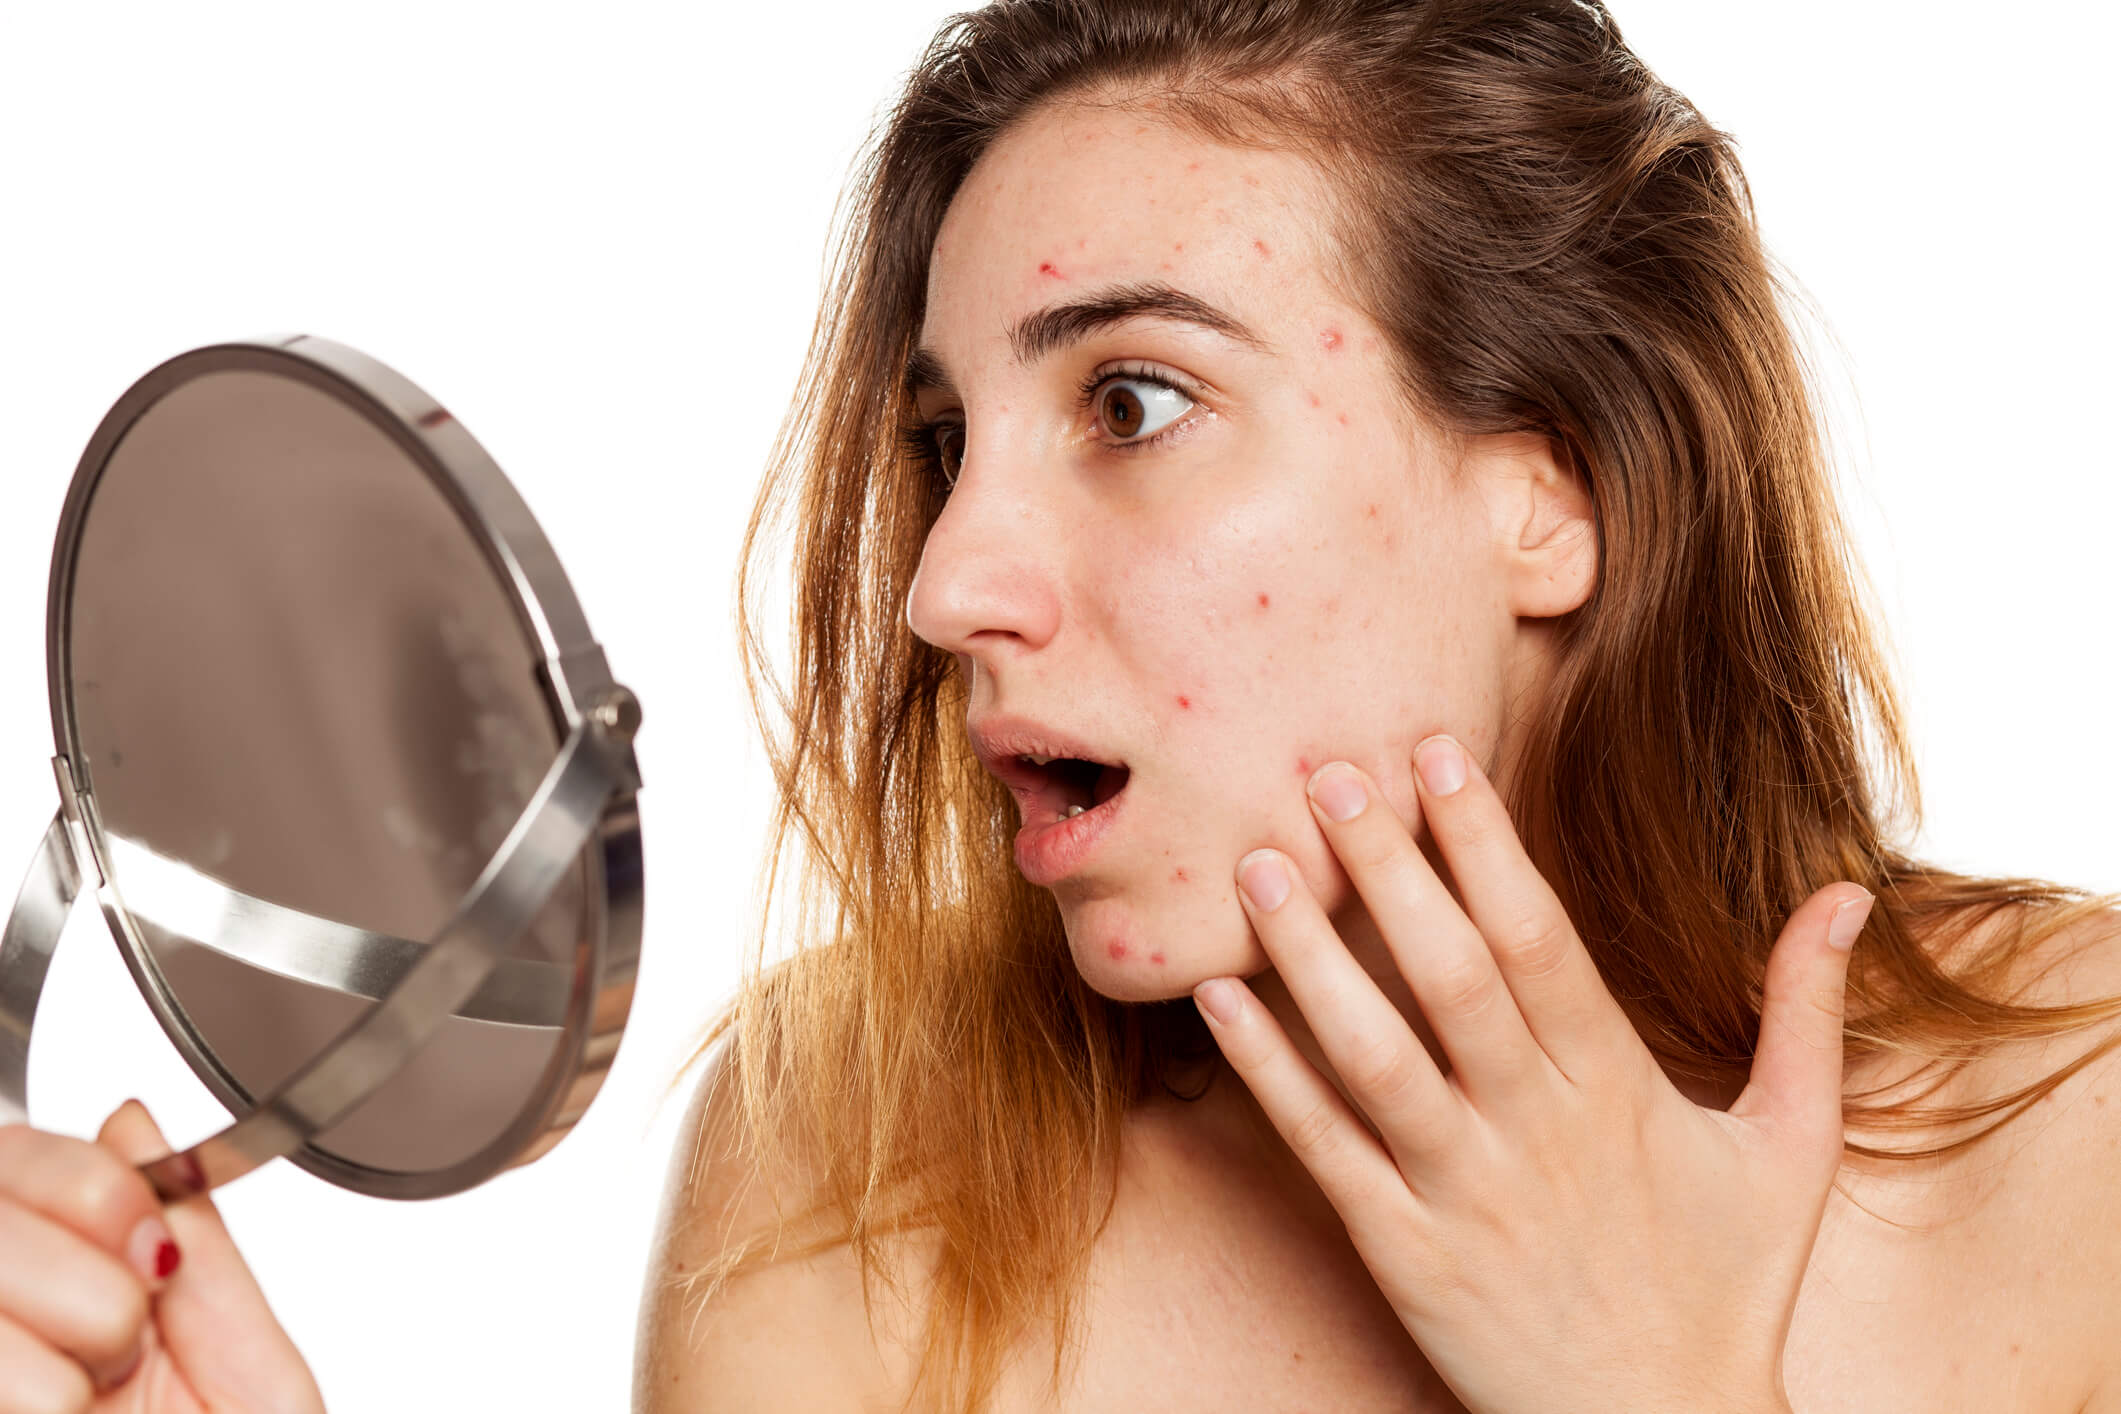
<box><xmin>968</xmin><ymin>714</ymin><xmax>1126</xmax><ymax>794</ymax></box>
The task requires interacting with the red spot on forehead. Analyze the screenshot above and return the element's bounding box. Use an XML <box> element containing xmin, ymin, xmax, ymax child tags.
<box><xmin>1320</xmin><ymin>329</ymin><xmax>1344</xmax><ymax>352</ymax></box>
<box><xmin>1176</xmin><ymin>695</ymin><xmax>1191</xmax><ymax>710</ymax></box>
<box><xmin>1242</xmin><ymin>173</ymin><xmax>1261</xmax><ymax>187</ymax></box>
<box><xmin>1257</xmin><ymin>592</ymin><xmax>1270</xmax><ymax>608</ymax></box>
<box><xmin>1038</xmin><ymin>261</ymin><xmax>1066</xmax><ymax>279</ymax></box>
<box><xmin>1107</xmin><ymin>938</ymin><xmax>1129</xmax><ymax>961</ymax></box>
<box><xmin>1253</xmin><ymin>238</ymin><xmax>1272</xmax><ymax>259</ymax></box>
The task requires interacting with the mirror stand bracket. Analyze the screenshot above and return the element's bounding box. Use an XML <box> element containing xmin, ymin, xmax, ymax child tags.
<box><xmin>0</xmin><ymin>811</ymin><xmax>83</xmax><ymax>1127</ymax></box>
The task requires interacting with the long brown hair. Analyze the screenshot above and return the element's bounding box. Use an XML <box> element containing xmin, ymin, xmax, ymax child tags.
<box><xmin>667</xmin><ymin>3</ymin><xmax>2121</xmax><ymax>1409</ymax></box>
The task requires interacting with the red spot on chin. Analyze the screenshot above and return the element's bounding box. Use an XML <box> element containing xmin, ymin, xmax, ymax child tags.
<box><xmin>1038</xmin><ymin>261</ymin><xmax>1065</xmax><ymax>279</ymax></box>
<box><xmin>1257</xmin><ymin>592</ymin><xmax>1270</xmax><ymax>608</ymax></box>
<box><xmin>1254</xmin><ymin>238</ymin><xmax>1272</xmax><ymax>259</ymax></box>
<box><xmin>1320</xmin><ymin>328</ymin><xmax>1344</xmax><ymax>352</ymax></box>
<box><xmin>1150</xmin><ymin>951</ymin><xmax>1166</xmax><ymax>965</ymax></box>
<box><xmin>1107</xmin><ymin>938</ymin><xmax>1129</xmax><ymax>961</ymax></box>
<box><xmin>1177</xmin><ymin>695</ymin><xmax>1191</xmax><ymax>710</ymax></box>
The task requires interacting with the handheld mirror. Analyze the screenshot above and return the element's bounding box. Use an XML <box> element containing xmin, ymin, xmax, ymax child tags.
<box><xmin>0</xmin><ymin>334</ymin><xmax>643</xmax><ymax>1201</ymax></box>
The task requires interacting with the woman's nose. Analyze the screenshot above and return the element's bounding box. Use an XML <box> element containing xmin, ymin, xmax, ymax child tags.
<box><xmin>904</xmin><ymin>455</ymin><xmax>1062</xmax><ymax>663</ymax></box>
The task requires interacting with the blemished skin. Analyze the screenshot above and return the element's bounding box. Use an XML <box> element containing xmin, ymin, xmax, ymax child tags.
<box><xmin>904</xmin><ymin>96</ymin><xmax>1600</xmax><ymax>1101</ymax></box>
<box><xmin>903</xmin><ymin>96</ymin><xmax>1876</xmax><ymax>1413</ymax></box>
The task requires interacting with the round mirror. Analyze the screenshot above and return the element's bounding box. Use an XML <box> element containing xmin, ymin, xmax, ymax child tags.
<box><xmin>0</xmin><ymin>334</ymin><xmax>642</xmax><ymax>1200</ymax></box>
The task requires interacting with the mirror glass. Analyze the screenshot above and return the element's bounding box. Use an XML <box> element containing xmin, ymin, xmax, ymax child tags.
<box><xmin>64</xmin><ymin>367</ymin><xmax>590</xmax><ymax>1177</ymax></box>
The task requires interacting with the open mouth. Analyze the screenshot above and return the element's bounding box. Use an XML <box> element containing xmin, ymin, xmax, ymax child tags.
<box><xmin>1015</xmin><ymin>755</ymin><xmax>1131</xmax><ymax>823</ymax></box>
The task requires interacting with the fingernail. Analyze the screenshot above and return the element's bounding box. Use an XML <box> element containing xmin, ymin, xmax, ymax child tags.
<box><xmin>127</xmin><ymin>1213</ymin><xmax>181</xmax><ymax>1285</ymax></box>
<box><xmin>1237</xmin><ymin>850</ymin><xmax>1290</xmax><ymax>911</ymax></box>
<box><xmin>1307</xmin><ymin>762</ymin><xmax>1367</xmax><ymax>822</ymax></box>
<box><xmin>1194</xmin><ymin>977</ymin><xmax>1241</xmax><ymax>1026</ymax></box>
<box><xmin>1828</xmin><ymin>893</ymin><xmax>1875</xmax><ymax>952</ymax></box>
<box><xmin>1415</xmin><ymin>736</ymin><xmax>1466</xmax><ymax>796</ymax></box>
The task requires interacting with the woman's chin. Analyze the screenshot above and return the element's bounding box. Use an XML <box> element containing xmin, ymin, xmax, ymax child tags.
<box><xmin>1058</xmin><ymin>895</ymin><xmax>1261</xmax><ymax>1003</ymax></box>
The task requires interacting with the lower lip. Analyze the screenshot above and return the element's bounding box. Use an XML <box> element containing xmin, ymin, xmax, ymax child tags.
<box><xmin>1013</xmin><ymin>782</ymin><xmax>1129</xmax><ymax>887</ymax></box>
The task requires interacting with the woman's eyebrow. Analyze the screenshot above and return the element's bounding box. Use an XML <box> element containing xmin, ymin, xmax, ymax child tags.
<box><xmin>903</xmin><ymin>282</ymin><xmax>1270</xmax><ymax>398</ymax></box>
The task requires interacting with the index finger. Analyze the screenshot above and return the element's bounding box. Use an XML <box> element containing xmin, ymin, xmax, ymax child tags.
<box><xmin>1410</xmin><ymin>734</ymin><xmax>1643</xmax><ymax>1086</ymax></box>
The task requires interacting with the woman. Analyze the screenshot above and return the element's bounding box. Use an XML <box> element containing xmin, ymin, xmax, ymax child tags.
<box><xmin>635</xmin><ymin>1</ymin><xmax>2121</xmax><ymax>1411</ymax></box>
<box><xmin>0</xmin><ymin>2</ymin><xmax>2115</xmax><ymax>1412</ymax></box>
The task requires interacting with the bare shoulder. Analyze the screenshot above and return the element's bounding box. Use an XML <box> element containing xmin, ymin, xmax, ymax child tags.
<box><xmin>631</xmin><ymin>1036</ymin><xmax>940</xmax><ymax>1413</ymax></box>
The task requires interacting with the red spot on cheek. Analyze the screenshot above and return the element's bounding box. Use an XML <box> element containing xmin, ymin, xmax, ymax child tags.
<box><xmin>1365</xmin><ymin>503</ymin><xmax>1379</xmax><ymax>519</ymax></box>
<box><xmin>1307</xmin><ymin>391</ymin><xmax>1321</xmax><ymax>408</ymax></box>
<box><xmin>1257</xmin><ymin>592</ymin><xmax>1270</xmax><ymax>608</ymax></box>
<box><xmin>1038</xmin><ymin>262</ymin><xmax>1066</xmax><ymax>279</ymax></box>
<box><xmin>1254</xmin><ymin>238</ymin><xmax>1272</xmax><ymax>259</ymax></box>
<box><xmin>1172</xmin><ymin>241</ymin><xmax>1184</xmax><ymax>252</ymax></box>
<box><xmin>1171</xmin><ymin>867</ymin><xmax>1189</xmax><ymax>883</ymax></box>
<box><xmin>1176</xmin><ymin>695</ymin><xmax>1191</xmax><ymax>710</ymax></box>
<box><xmin>1296</xmin><ymin>757</ymin><xmax>1312</xmax><ymax>777</ymax></box>
<box><xmin>1108</xmin><ymin>938</ymin><xmax>1129</xmax><ymax>961</ymax></box>
<box><xmin>1150</xmin><ymin>951</ymin><xmax>1166</xmax><ymax>965</ymax></box>
<box><xmin>1320</xmin><ymin>328</ymin><xmax>1344</xmax><ymax>352</ymax></box>
<box><xmin>1337</xmin><ymin>413</ymin><xmax>1349</xmax><ymax>426</ymax></box>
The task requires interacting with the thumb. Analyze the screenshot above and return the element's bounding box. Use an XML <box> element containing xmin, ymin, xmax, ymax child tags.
<box><xmin>1729</xmin><ymin>886</ymin><xmax>1873</xmax><ymax>1154</ymax></box>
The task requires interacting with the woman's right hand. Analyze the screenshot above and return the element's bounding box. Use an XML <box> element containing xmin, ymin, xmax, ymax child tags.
<box><xmin>0</xmin><ymin>1101</ymin><xmax>323</xmax><ymax>1413</ymax></box>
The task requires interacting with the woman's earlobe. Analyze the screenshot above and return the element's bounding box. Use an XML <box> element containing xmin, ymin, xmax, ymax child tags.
<box><xmin>1487</xmin><ymin>433</ymin><xmax>1597</xmax><ymax>618</ymax></box>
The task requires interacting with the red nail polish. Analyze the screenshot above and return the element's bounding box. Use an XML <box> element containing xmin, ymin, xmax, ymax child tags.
<box><xmin>155</xmin><ymin>1239</ymin><xmax>182</xmax><ymax>1279</ymax></box>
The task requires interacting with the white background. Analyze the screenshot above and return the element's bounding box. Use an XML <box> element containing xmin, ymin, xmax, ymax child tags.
<box><xmin>1</xmin><ymin>2</ymin><xmax>2114</xmax><ymax>1408</ymax></box>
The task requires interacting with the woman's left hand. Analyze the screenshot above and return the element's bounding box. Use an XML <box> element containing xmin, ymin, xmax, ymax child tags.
<box><xmin>1194</xmin><ymin>733</ymin><xmax>1872</xmax><ymax>1414</ymax></box>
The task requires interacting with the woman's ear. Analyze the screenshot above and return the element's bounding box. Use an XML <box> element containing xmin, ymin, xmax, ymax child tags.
<box><xmin>1472</xmin><ymin>430</ymin><xmax>1596</xmax><ymax>619</ymax></box>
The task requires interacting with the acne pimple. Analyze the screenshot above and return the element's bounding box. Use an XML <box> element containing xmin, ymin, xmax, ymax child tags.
<box><xmin>1337</xmin><ymin>413</ymin><xmax>1349</xmax><ymax>426</ymax></box>
<box><xmin>1296</xmin><ymin>756</ymin><xmax>1312</xmax><ymax>776</ymax></box>
<box><xmin>1108</xmin><ymin>938</ymin><xmax>1129</xmax><ymax>961</ymax></box>
<box><xmin>1038</xmin><ymin>261</ymin><xmax>1066</xmax><ymax>280</ymax></box>
<box><xmin>1320</xmin><ymin>328</ymin><xmax>1344</xmax><ymax>352</ymax></box>
<box><xmin>1257</xmin><ymin>592</ymin><xmax>1270</xmax><ymax>609</ymax></box>
<box><xmin>1150</xmin><ymin>951</ymin><xmax>1166</xmax><ymax>965</ymax></box>
<box><xmin>1176</xmin><ymin>694</ymin><xmax>1192</xmax><ymax>710</ymax></box>
<box><xmin>1186</xmin><ymin>161</ymin><xmax>1201</xmax><ymax>171</ymax></box>
<box><xmin>1365</xmin><ymin>503</ymin><xmax>1379</xmax><ymax>519</ymax></box>
<box><xmin>1173</xmin><ymin>241</ymin><xmax>1184</xmax><ymax>252</ymax></box>
<box><xmin>1254</xmin><ymin>238</ymin><xmax>1273</xmax><ymax>260</ymax></box>
<box><xmin>1171</xmin><ymin>867</ymin><xmax>1189</xmax><ymax>883</ymax></box>
<box><xmin>1077</xmin><ymin>237</ymin><xmax>1087</xmax><ymax>249</ymax></box>
<box><xmin>1306</xmin><ymin>391</ymin><xmax>1321</xmax><ymax>408</ymax></box>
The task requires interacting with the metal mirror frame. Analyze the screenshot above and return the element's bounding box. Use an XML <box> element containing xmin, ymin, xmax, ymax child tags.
<box><xmin>26</xmin><ymin>333</ymin><xmax>643</xmax><ymax>1199</ymax></box>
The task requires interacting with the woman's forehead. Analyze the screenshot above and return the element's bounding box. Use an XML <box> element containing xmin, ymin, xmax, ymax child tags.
<box><xmin>922</xmin><ymin>103</ymin><xmax>1346</xmax><ymax>354</ymax></box>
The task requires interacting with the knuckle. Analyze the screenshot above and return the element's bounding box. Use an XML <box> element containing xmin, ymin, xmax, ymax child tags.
<box><xmin>18</xmin><ymin>1362</ymin><xmax>95</xmax><ymax>1414</ymax></box>
<box><xmin>1433</xmin><ymin>959</ymin><xmax>1500</xmax><ymax>1017</ymax></box>
<box><xmin>1347</xmin><ymin>1037</ymin><xmax>1425</xmax><ymax>1108</ymax></box>
<box><xmin>1499</xmin><ymin>914</ymin><xmax>1573</xmax><ymax>979</ymax></box>
<box><xmin>1284</xmin><ymin>1095</ymin><xmax>1343</xmax><ymax>1161</ymax></box>
<box><xmin>72</xmin><ymin>1277</ymin><xmax>150</xmax><ymax>1370</ymax></box>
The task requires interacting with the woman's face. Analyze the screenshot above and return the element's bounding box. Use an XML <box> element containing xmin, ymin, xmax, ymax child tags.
<box><xmin>906</xmin><ymin>99</ymin><xmax>1587</xmax><ymax>1003</ymax></box>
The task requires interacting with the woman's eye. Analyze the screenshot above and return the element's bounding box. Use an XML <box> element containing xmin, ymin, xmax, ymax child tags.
<box><xmin>1094</xmin><ymin>377</ymin><xmax>1193</xmax><ymax>442</ymax></box>
<box><xmin>933</xmin><ymin>423</ymin><xmax>965</xmax><ymax>485</ymax></box>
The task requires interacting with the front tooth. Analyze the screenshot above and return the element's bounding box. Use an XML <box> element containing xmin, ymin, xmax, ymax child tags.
<box><xmin>1027</xmin><ymin>754</ymin><xmax>1053</xmax><ymax>766</ymax></box>
<box><xmin>1063</xmin><ymin>804</ymin><xmax>1085</xmax><ymax>818</ymax></box>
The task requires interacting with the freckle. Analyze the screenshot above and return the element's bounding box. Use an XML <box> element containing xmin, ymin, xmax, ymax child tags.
<box><xmin>1319</xmin><ymin>328</ymin><xmax>1343</xmax><ymax>352</ymax></box>
<box><xmin>1150</xmin><ymin>951</ymin><xmax>1166</xmax><ymax>965</ymax></box>
<box><xmin>1257</xmin><ymin>592</ymin><xmax>1270</xmax><ymax>608</ymax></box>
<box><xmin>1108</xmin><ymin>938</ymin><xmax>1129</xmax><ymax>961</ymax></box>
<box><xmin>1038</xmin><ymin>261</ymin><xmax>1065</xmax><ymax>279</ymax></box>
<box><xmin>1254</xmin><ymin>238</ymin><xmax>1272</xmax><ymax>259</ymax></box>
<box><xmin>1177</xmin><ymin>695</ymin><xmax>1191</xmax><ymax>710</ymax></box>
<box><xmin>1365</xmin><ymin>503</ymin><xmax>1378</xmax><ymax>519</ymax></box>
